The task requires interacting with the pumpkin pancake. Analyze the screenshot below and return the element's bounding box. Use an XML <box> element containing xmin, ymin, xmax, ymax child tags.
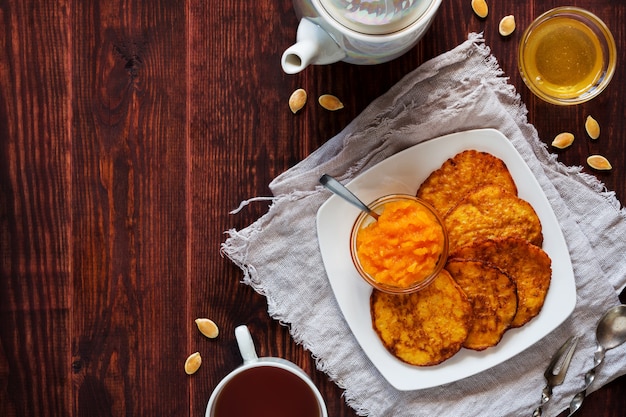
<box><xmin>445</xmin><ymin>260</ymin><xmax>518</xmax><ymax>350</ymax></box>
<box><xmin>450</xmin><ymin>237</ymin><xmax>552</xmax><ymax>327</ymax></box>
<box><xmin>444</xmin><ymin>185</ymin><xmax>543</xmax><ymax>252</ymax></box>
<box><xmin>370</xmin><ymin>270</ymin><xmax>473</xmax><ymax>366</ymax></box>
<box><xmin>416</xmin><ymin>150</ymin><xmax>518</xmax><ymax>216</ymax></box>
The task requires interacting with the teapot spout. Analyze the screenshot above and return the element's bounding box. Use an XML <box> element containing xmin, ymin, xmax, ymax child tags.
<box><xmin>281</xmin><ymin>18</ymin><xmax>346</xmax><ymax>74</ymax></box>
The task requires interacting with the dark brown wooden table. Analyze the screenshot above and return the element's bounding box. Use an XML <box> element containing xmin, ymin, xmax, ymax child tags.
<box><xmin>1</xmin><ymin>1</ymin><xmax>625</xmax><ymax>416</ymax></box>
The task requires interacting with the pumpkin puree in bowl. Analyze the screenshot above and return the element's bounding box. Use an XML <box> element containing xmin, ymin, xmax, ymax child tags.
<box><xmin>355</xmin><ymin>198</ymin><xmax>446</xmax><ymax>289</ymax></box>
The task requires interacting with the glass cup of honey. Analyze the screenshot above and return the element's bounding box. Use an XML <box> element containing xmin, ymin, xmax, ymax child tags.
<box><xmin>518</xmin><ymin>7</ymin><xmax>616</xmax><ymax>105</ymax></box>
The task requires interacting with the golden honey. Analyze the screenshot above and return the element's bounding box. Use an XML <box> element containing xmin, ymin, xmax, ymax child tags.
<box><xmin>523</xmin><ymin>17</ymin><xmax>602</xmax><ymax>98</ymax></box>
<box><xmin>518</xmin><ymin>7</ymin><xmax>616</xmax><ymax>105</ymax></box>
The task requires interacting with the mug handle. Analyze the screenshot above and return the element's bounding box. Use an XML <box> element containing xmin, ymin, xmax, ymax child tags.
<box><xmin>235</xmin><ymin>325</ymin><xmax>258</xmax><ymax>364</ymax></box>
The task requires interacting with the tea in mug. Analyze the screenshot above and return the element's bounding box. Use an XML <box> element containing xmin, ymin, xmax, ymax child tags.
<box><xmin>211</xmin><ymin>366</ymin><xmax>321</xmax><ymax>417</ymax></box>
<box><xmin>522</xmin><ymin>16</ymin><xmax>603</xmax><ymax>99</ymax></box>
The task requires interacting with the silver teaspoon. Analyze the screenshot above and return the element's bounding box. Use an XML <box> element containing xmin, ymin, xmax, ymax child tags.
<box><xmin>568</xmin><ymin>304</ymin><xmax>626</xmax><ymax>416</ymax></box>
<box><xmin>319</xmin><ymin>174</ymin><xmax>379</xmax><ymax>221</ymax></box>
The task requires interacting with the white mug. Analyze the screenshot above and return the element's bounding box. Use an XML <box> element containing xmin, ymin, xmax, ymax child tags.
<box><xmin>205</xmin><ymin>325</ymin><xmax>328</xmax><ymax>417</ymax></box>
<box><xmin>282</xmin><ymin>0</ymin><xmax>442</xmax><ymax>74</ymax></box>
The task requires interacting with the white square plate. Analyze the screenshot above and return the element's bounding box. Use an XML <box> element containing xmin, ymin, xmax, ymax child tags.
<box><xmin>316</xmin><ymin>129</ymin><xmax>576</xmax><ymax>390</ymax></box>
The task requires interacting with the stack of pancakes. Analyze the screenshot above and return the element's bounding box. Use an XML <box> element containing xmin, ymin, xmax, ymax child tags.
<box><xmin>371</xmin><ymin>150</ymin><xmax>552</xmax><ymax>366</ymax></box>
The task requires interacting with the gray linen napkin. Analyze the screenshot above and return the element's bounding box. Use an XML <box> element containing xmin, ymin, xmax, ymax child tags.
<box><xmin>222</xmin><ymin>33</ymin><xmax>626</xmax><ymax>417</ymax></box>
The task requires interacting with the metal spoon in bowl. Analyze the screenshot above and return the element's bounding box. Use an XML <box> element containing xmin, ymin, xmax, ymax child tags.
<box><xmin>319</xmin><ymin>174</ymin><xmax>379</xmax><ymax>221</ymax></box>
<box><xmin>568</xmin><ymin>304</ymin><xmax>626</xmax><ymax>416</ymax></box>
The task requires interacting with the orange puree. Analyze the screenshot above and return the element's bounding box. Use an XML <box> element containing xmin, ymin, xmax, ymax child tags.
<box><xmin>356</xmin><ymin>200</ymin><xmax>445</xmax><ymax>288</ymax></box>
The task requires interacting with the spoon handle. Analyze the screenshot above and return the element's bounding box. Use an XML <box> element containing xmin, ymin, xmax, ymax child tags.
<box><xmin>531</xmin><ymin>385</ymin><xmax>552</xmax><ymax>416</ymax></box>
<box><xmin>319</xmin><ymin>174</ymin><xmax>379</xmax><ymax>220</ymax></box>
<box><xmin>568</xmin><ymin>348</ymin><xmax>604</xmax><ymax>416</ymax></box>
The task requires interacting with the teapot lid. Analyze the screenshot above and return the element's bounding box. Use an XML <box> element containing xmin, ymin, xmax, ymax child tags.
<box><xmin>319</xmin><ymin>0</ymin><xmax>433</xmax><ymax>34</ymax></box>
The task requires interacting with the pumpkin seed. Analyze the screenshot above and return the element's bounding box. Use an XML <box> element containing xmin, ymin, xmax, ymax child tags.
<box><xmin>585</xmin><ymin>115</ymin><xmax>600</xmax><ymax>139</ymax></box>
<box><xmin>551</xmin><ymin>132</ymin><xmax>575</xmax><ymax>149</ymax></box>
<box><xmin>195</xmin><ymin>318</ymin><xmax>219</xmax><ymax>339</ymax></box>
<box><xmin>586</xmin><ymin>155</ymin><xmax>612</xmax><ymax>171</ymax></box>
<box><xmin>289</xmin><ymin>88</ymin><xmax>307</xmax><ymax>114</ymax></box>
<box><xmin>184</xmin><ymin>352</ymin><xmax>202</xmax><ymax>375</ymax></box>
<box><xmin>499</xmin><ymin>15</ymin><xmax>516</xmax><ymax>36</ymax></box>
<box><xmin>318</xmin><ymin>94</ymin><xmax>344</xmax><ymax>111</ymax></box>
<box><xmin>471</xmin><ymin>0</ymin><xmax>488</xmax><ymax>18</ymax></box>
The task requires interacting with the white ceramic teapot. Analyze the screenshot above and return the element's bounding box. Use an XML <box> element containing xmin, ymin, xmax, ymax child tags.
<box><xmin>281</xmin><ymin>0</ymin><xmax>442</xmax><ymax>74</ymax></box>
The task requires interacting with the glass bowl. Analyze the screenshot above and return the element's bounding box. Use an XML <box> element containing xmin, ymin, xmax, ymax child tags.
<box><xmin>349</xmin><ymin>194</ymin><xmax>448</xmax><ymax>294</ymax></box>
<box><xmin>518</xmin><ymin>7</ymin><xmax>616</xmax><ymax>105</ymax></box>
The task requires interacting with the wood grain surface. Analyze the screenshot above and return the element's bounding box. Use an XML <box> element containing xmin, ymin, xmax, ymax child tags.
<box><xmin>1</xmin><ymin>1</ymin><xmax>625</xmax><ymax>416</ymax></box>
